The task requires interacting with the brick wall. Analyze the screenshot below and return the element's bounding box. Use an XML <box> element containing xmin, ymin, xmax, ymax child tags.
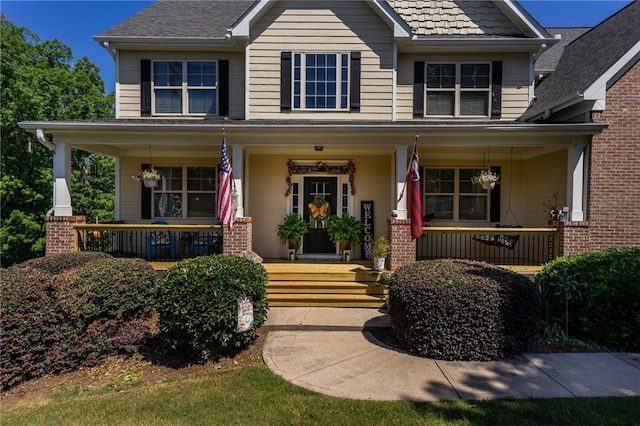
<box><xmin>45</xmin><ymin>215</ymin><xmax>86</xmax><ymax>255</ymax></box>
<box><xmin>222</xmin><ymin>217</ymin><xmax>253</xmax><ymax>255</ymax></box>
<box><xmin>588</xmin><ymin>61</ymin><xmax>640</xmax><ymax>250</ymax></box>
<box><xmin>387</xmin><ymin>218</ymin><xmax>416</xmax><ymax>270</ymax></box>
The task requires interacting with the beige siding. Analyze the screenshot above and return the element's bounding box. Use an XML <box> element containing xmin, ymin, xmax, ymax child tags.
<box><xmin>522</xmin><ymin>150</ymin><xmax>568</xmax><ymax>226</ymax></box>
<box><xmin>397</xmin><ymin>52</ymin><xmax>532</xmax><ymax>121</ymax></box>
<box><xmin>117</xmin><ymin>51</ymin><xmax>245</xmax><ymax>119</ymax></box>
<box><xmin>248</xmin><ymin>0</ymin><xmax>394</xmax><ymax>120</ymax></box>
<box><xmin>119</xmin><ymin>157</ymin><xmax>217</xmax><ymax>223</ymax></box>
<box><xmin>248</xmin><ymin>154</ymin><xmax>392</xmax><ymax>259</ymax></box>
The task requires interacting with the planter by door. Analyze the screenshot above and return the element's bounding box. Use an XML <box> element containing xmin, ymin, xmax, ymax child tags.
<box><xmin>373</xmin><ymin>256</ymin><xmax>386</xmax><ymax>271</ymax></box>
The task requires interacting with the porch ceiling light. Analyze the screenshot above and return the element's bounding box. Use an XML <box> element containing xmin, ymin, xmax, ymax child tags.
<box><xmin>314</xmin><ymin>146</ymin><xmax>324</xmax><ymax>151</ymax></box>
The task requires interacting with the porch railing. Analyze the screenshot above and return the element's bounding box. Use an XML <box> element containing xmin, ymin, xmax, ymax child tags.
<box><xmin>74</xmin><ymin>223</ymin><xmax>224</xmax><ymax>262</ymax></box>
<box><xmin>416</xmin><ymin>226</ymin><xmax>559</xmax><ymax>266</ymax></box>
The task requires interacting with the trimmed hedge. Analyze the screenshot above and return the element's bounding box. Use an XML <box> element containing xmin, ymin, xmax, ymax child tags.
<box><xmin>157</xmin><ymin>255</ymin><xmax>269</xmax><ymax>360</ymax></box>
<box><xmin>1</xmin><ymin>256</ymin><xmax>157</xmax><ymax>390</ymax></box>
<box><xmin>536</xmin><ymin>247</ymin><xmax>640</xmax><ymax>351</ymax></box>
<box><xmin>18</xmin><ymin>251</ymin><xmax>112</xmax><ymax>275</ymax></box>
<box><xmin>388</xmin><ymin>259</ymin><xmax>540</xmax><ymax>361</ymax></box>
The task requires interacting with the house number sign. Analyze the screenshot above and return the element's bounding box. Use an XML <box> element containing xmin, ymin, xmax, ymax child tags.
<box><xmin>361</xmin><ymin>201</ymin><xmax>374</xmax><ymax>259</ymax></box>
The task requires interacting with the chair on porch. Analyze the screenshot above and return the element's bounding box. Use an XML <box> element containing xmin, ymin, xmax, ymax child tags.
<box><xmin>190</xmin><ymin>228</ymin><xmax>223</xmax><ymax>256</ymax></box>
<box><xmin>146</xmin><ymin>221</ymin><xmax>176</xmax><ymax>260</ymax></box>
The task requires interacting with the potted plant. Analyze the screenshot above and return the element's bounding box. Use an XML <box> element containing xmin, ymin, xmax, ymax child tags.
<box><xmin>471</xmin><ymin>169</ymin><xmax>500</xmax><ymax>190</ymax></box>
<box><xmin>543</xmin><ymin>194</ymin><xmax>562</xmax><ymax>226</ymax></box>
<box><xmin>326</xmin><ymin>214</ymin><xmax>364</xmax><ymax>261</ymax></box>
<box><xmin>277</xmin><ymin>212</ymin><xmax>309</xmax><ymax>260</ymax></box>
<box><xmin>371</xmin><ymin>234</ymin><xmax>389</xmax><ymax>271</ymax></box>
<box><xmin>133</xmin><ymin>167</ymin><xmax>161</xmax><ymax>188</ymax></box>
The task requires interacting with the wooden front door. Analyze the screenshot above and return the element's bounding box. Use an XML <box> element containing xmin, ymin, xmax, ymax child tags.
<box><xmin>303</xmin><ymin>177</ymin><xmax>337</xmax><ymax>254</ymax></box>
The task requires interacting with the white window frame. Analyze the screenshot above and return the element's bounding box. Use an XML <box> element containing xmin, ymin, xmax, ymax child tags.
<box><xmin>292</xmin><ymin>52</ymin><xmax>350</xmax><ymax>111</ymax></box>
<box><xmin>152</xmin><ymin>60</ymin><xmax>218</xmax><ymax>116</ymax></box>
<box><xmin>152</xmin><ymin>166</ymin><xmax>217</xmax><ymax>219</ymax></box>
<box><xmin>424</xmin><ymin>167</ymin><xmax>490</xmax><ymax>222</ymax></box>
<box><xmin>425</xmin><ymin>62</ymin><xmax>491</xmax><ymax>118</ymax></box>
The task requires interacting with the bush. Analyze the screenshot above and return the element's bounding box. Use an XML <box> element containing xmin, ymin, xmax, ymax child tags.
<box><xmin>0</xmin><ymin>257</ymin><xmax>157</xmax><ymax>390</ymax></box>
<box><xmin>157</xmin><ymin>255</ymin><xmax>269</xmax><ymax>360</ymax></box>
<box><xmin>388</xmin><ymin>259</ymin><xmax>540</xmax><ymax>361</ymax></box>
<box><xmin>536</xmin><ymin>247</ymin><xmax>640</xmax><ymax>351</ymax></box>
<box><xmin>18</xmin><ymin>251</ymin><xmax>112</xmax><ymax>275</ymax></box>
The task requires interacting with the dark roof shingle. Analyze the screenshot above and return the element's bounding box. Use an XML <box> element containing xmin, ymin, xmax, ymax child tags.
<box><xmin>535</xmin><ymin>27</ymin><xmax>590</xmax><ymax>73</ymax></box>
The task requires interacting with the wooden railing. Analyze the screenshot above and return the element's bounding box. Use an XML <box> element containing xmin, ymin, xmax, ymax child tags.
<box><xmin>416</xmin><ymin>226</ymin><xmax>559</xmax><ymax>267</ymax></box>
<box><xmin>74</xmin><ymin>223</ymin><xmax>223</xmax><ymax>262</ymax></box>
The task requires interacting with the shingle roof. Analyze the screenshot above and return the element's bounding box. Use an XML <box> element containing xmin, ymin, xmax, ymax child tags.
<box><xmin>98</xmin><ymin>0</ymin><xmax>256</xmax><ymax>39</ymax></box>
<box><xmin>521</xmin><ymin>1</ymin><xmax>640</xmax><ymax>121</ymax></box>
<box><xmin>535</xmin><ymin>27</ymin><xmax>590</xmax><ymax>73</ymax></box>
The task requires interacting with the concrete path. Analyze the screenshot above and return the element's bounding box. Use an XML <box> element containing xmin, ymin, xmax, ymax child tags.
<box><xmin>263</xmin><ymin>308</ymin><xmax>640</xmax><ymax>401</ymax></box>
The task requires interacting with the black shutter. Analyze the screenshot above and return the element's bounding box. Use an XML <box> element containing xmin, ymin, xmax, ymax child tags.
<box><xmin>413</xmin><ymin>61</ymin><xmax>425</xmax><ymax>117</ymax></box>
<box><xmin>490</xmin><ymin>166</ymin><xmax>501</xmax><ymax>222</ymax></box>
<box><xmin>491</xmin><ymin>61</ymin><xmax>503</xmax><ymax>119</ymax></box>
<box><xmin>280</xmin><ymin>52</ymin><xmax>292</xmax><ymax>111</ymax></box>
<box><xmin>141</xmin><ymin>163</ymin><xmax>152</xmax><ymax>220</ymax></box>
<box><xmin>141</xmin><ymin>60</ymin><xmax>151</xmax><ymax>117</ymax></box>
<box><xmin>350</xmin><ymin>52</ymin><xmax>361</xmax><ymax>111</ymax></box>
<box><xmin>219</xmin><ymin>60</ymin><xmax>229</xmax><ymax>116</ymax></box>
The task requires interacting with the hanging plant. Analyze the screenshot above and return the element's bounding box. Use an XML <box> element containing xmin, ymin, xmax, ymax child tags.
<box><xmin>471</xmin><ymin>169</ymin><xmax>500</xmax><ymax>190</ymax></box>
<box><xmin>133</xmin><ymin>167</ymin><xmax>161</xmax><ymax>188</ymax></box>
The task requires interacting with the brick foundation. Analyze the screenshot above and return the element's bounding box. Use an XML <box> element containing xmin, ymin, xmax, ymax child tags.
<box><xmin>222</xmin><ymin>217</ymin><xmax>253</xmax><ymax>256</ymax></box>
<box><xmin>387</xmin><ymin>218</ymin><xmax>416</xmax><ymax>270</ymax></box>
<box><xmin>45</xmin><ymin>215</ymin><xmax>86</xmax><ymax>255</ymax></box>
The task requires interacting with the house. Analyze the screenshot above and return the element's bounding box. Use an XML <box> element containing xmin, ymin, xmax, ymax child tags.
<box><xmin>20</xmin><ymin>0</ymin><xmax>636</xmax><ymax>270</ymax></box>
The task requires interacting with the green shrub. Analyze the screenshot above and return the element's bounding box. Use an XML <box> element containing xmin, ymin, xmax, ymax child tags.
<box><xmin>157</xmin><ymin>255</ymin><xmax>269</xmax><ymax>360</ymax></box>
<box><xmin>388</xmin><ymin>259</ymin><xmax>540</xmax><ymax>361</ymax></box>
<box><xmin>18</xmin><ymin>251</ymin><xmax>112</xmax><ymax>275</ymax></box>
<box><xmin>0</xmin><ymin>257</ymin><xmax>157</xmax><ymax>390</ymax></box>
<box><xmin>536</xmin><ymin>247</ymin><xmax>640</xmax><ymax>350</ymax></box>
<box><xmin>0</xmin><ymin>267</ymin><xmax>77</xmax><ymax>390</ymax></box>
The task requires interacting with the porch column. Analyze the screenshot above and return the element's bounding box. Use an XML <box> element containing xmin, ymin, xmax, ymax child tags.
<box><xmin>387</xmin><ymin>218</ymin><xmax>415</xmax><ymax>270</ymax></box>
<box><xmin>223</xmin><ymin>217</ymin><xmax>252</xmax><ymax>255</ymax></box>
<box><xmin>53</xmin><ymin>141</ymin><xmax>73</xmax><ymax>216</ymax></box>
<box><xmin>45</xmin><ymin>215</ymin><xmax>86</xmax><ymax>255</ymax></box>
<box><xmin>232</xmin><ymin>144</ymin><xmax>245</xmax><ymax>217</ymax></box>
<box><xmin>568</xmin><ymin>143</ymin><xmax>587</xmax><ymax>221</ymax></box>
<box><xmin>393</xmin><ymin>145</ymin><xmax>409</xmax><ymax>219</ymax></box>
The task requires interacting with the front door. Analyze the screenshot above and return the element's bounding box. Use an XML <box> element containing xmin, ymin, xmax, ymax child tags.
<box><xmin>303</xmin><ymin>177</ymin><xmax>337</xmax><ymax>254</ymax></box>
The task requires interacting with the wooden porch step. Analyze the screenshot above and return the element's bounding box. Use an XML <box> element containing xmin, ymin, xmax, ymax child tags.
<box><xmin>268</xmin><ymin>281</ymin><xmax>388</xmax><ymax>294</ymax></box>
<box><xmin>267</xmin><ymin>293</ymin><xmax>386</xmax><ymax>308</ymax></box>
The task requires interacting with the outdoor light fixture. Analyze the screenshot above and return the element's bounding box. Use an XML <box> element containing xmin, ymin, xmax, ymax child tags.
<box><xmin>314</xmin><ymin>146</ymin><xmax>324</xmax><ymax>151</ymax></box>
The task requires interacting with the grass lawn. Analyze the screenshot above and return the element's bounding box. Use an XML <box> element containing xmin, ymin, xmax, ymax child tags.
<box><xmin>3</xmin><ymin>364</ymin><xmax>639</xmax><ymax>426</ymax></box>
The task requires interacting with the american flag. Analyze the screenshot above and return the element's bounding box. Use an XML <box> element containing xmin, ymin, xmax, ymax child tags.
<box><xmin>407</xmin><ymin>142</ymin><xmax>423</xmax><ymax>239</ymax></box>
<box><xmin>217</xmin><ymin>134</ymin><xmax>233</xmax><ymax>229</ymax></box>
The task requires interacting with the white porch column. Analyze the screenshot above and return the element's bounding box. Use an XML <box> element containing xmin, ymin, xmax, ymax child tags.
<box><xmin>53</xmin><ymin>141</ymin><xmax>73</xmax><ymax>216</ymax></box>
<box><xmin>568</xmin><ymin>143</ymin><xmax>587</xmax><ymax>221</ymax></box>
<box><xmin>393</xmin><ymin>144</ymin><xmax>409</xmax><ymax>219</ymax></box>
<box><xmin>232</xmin><ymin>144</ymin><xmax>245</xmax><ymax>217</ymax></box>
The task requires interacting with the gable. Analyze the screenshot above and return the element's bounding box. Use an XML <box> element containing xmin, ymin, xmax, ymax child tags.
<box><xmin>387</xmin><ymin>0</ymin><xmax>523</xmax><ymax>37</ymax></box>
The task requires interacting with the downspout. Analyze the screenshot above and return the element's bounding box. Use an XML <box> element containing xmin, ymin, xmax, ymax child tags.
<box><xmin>98</xmin><ymin>41</ymin><xmax>116</xmax><ymax>60</ymax></box>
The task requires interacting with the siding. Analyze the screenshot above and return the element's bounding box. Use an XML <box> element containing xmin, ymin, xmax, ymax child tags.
<box><xmin>522</xmin><ymin>150</ymin><xmax>568</xmax><ymax>226</ymax></box>
<box><xmin>117</xmin><ymin>51</ymin><xmax>245</xmax><ymax>119</ymax></box>
<box><xmin>248</xmin><ymin>0</ymin><xmax>394</xmax><ymax>120</ymax></box>
<box><xmin>248</xmin><ymin>154</ymin><xmax>392</xmax><ymax>258</ymax></box>
<box><xmin>397</xmin><ymin>52</ymin><xmax>532</xmax><ymax>120</ymax></box>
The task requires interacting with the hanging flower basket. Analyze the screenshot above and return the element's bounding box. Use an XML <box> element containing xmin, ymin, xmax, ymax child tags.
<box><xmin>143</xmin><ymin>178</ymin><xmax>158</xmax><ymax>188</ymax></box>
<box><xmin>133</xmin><ymin>167</ymin><xmax>161</xmax><ymax>188</ymax></box>
<box><xmin>471</xmin><ymin>169</ymin><xmax>499</xmax><ymax>190</ymax></box>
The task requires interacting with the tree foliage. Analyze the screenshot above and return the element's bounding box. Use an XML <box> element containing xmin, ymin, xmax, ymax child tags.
<box><xmin>1</xmin><ymin>14</ymin><xmax>115</xmax><ymax>265</ymax></box>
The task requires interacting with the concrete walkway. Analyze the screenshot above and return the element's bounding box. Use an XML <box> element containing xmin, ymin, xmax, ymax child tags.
<box><xmin>263</xmin><ymin>307</ymin><xmax>640</xmax><ymax>401</ymax></box>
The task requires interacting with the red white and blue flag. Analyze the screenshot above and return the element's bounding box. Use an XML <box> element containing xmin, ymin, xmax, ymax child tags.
<box><xmin>407</xmin><ymin>142</ymin><xmax>423</xmax><ymax>239</ymax></box>
<box><xmin>217</xmin><ymin>133</ymin><xmax>233</xmax><ymax>229</ymax></box>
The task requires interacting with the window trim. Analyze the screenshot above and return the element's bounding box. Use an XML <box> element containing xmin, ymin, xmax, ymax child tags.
<box><xmin>424</xmin><ymin>167</ymin><xmax>491</xmax><ymax>222</ymax></box>
<box><xmin>292</xmin><ymin>52</ymin><xmax>350</xmax><ymax>111</ymax></box>
<box><xmin>424</xmin><ymin>62</ymin><xmax>492</xmax><ymax>118</ymax></box>
<box><xmin>151</xmin><ymin>60</ymin><xmax>219</xmax><ymax>116</ymax></box>
<box><xmin>151</xmin><ymin>165</ymin><xmax>217</xmax><ymax>219</ymax></box>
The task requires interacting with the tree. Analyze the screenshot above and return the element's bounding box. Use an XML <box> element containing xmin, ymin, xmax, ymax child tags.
<box><xmin>1</xmin><ymin>13</ymin><xmax>115</xmax><ymax>266</ymax></box>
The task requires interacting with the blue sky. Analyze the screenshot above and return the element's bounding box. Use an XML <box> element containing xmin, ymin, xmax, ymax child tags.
<box><xmin>2</xmin><ymin>0</ymin><xmax>634</xmax><ymax>93</ymax></box>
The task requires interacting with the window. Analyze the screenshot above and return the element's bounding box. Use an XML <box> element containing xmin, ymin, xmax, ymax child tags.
<box><xmin>153</xmin><ymin>61</ymin><xmax>217</xmax><ymax>115</ymax></box>
<box><xmin>425</xmin><ymin>63</ymin><xmax>490</xmax><ymax>117</ymax></box>
<box><xmin>153</xmin><ymin>166</ymin><xmax>216</xmax><ymax>219</ymax></box>
<box><xmin>424</xmin><ymin>168</ymin><xmax>489</xmax><ymax>221</ymax></box>
<box><xmin>293</xmin><ymin>53</ymin><xmax>349</xmax><ymax>110</ymax></box>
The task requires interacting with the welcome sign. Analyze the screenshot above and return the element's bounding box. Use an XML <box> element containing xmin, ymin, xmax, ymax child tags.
<box><xmin>361</xmin><ymin>201</ymin><xmax>374</xmax><ymax>259</ymax></box>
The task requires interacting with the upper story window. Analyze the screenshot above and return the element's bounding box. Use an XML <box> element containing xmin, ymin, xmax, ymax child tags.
<box><xmin>425</xmin><ymin>63</ymin><xmax>490</xmax><ymax>117</ymax></box>
<box><xmin>424</xmin><ymin>168</ymin><xmax>489</xmax><ymax>221</ymax></box>
<box><xmin>152</xmin><ymin>166</ymin><xmax>216</xmax><ymax>219</ymax></box>
<box><xmin>153</xmin><ymin>61</ymin><xmax>217</xmax><ymax>115</ymax></box>
<box><xmin>293</xmin><ymin>53</ymin><xmax>350</xmax><ymax>110</ymax></box>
